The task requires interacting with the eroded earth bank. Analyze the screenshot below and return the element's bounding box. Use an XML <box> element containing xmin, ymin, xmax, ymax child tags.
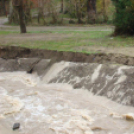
<box><xmin>1</xmin><ymin>46</ymin><xmax>134</xmax><ymax>134</ymax></box>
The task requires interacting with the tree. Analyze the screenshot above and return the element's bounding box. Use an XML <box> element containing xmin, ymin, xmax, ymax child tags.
<box><xmin>112</xmin><ymin>0</ymin><xmax>134</xmax><ymax>35</ymax></box>
<box><xmin>87</xmin><ymin>0</ymin><xmax>96</xmax><ymax>23</ymax></box>
<box><xmin>38</xmin><ymin>0</ymin><xmax>46</xmax><ymax>24</ymax></box>
<box><xmin>102</xmin><ymin>0</ymin><xmax>108</xmax><ymax>22</ymax></box>
<box><xmin>60</xmin><ymin>0</ymin><xmax>64</xmax><ymax>13</ymax></box>
<box><xmin>1</xmin><ymin>0</ymin><xmax>6</xmax><ymax>15</ymax></box>
<box><xmin>12</xmin><ymin>0</ymin><xmax>27</xmax><ymax>33</ymax></box>
<box><xmin>24</xmin><ymin>0</ymin><xmax>33</xmax><ymax>24</ymax></box>
<box><xmin>76</xmin><ymin>0</ymin><xmax>83</xmax><ymax>23</ymax></box>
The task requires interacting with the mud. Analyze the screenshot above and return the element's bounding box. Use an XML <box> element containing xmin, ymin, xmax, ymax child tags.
<box><xmin>0</xmin><ymin>46</ymin><xmax>134</xmax><ymax>65</ymax></box>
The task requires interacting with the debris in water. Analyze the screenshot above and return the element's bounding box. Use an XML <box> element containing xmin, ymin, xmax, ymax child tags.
<box><xmin>110</xmin><ymin>112</ymin><xmax>134</xmax><ymax>121</ymax></box>
<box><xmin>13</xmin><ymin>123</ymin><xmax>20</xmax><ymax>130</ymax></box>
<box><xmin>110</xmin><ymin>112</ymin><xmax>122</xmax><ymax>119</ymax></box>
<box><xmin>91</xmin><ymin>127</ymin><xmax>103</xmax><ymax>131</ymax></box>
<box><xmin>122</xmin><ymin>113</ymin><xmax>134</xmax><ymax>121</ymax></box>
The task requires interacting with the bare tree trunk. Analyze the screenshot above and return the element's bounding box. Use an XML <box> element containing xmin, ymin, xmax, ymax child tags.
<box><xmin>60</xmin><ymin>0</ymin><xmax>63</xmax><ymax>13</ymax></box>
<box><xmin>38</xmin><ymin>7</ymin><xmax>45</xmax><ymax>24</ymax></box>
<box><xmin>8</xmin><ymin>0</ymin><xmax>13</xmax><ymax>23</ymax></box>
<box><xmin>87</xmin><ymin>0</ymin><xmax>96</xmax><ymax>24</ymax></box>
<box><xmin>2</xmin><ymin>0</ymin><xmax>6</xmax><ymax>15</ymax></box>
<box><xmin>24</xmin><ymin>0</ymin><xmax>32</xmax><ymax>24</ymax></box>
<box><xmin>37</xmin><ymin>0</ymin><xmax>46</xmax><ymax>25</ymax></box>
<box><xmin>12</xmin><ymin>0</ymin><xmax>26</xmax><ymax>33</ymax></box>
<box><xmin>76</xmin><ymin>0</ymin><xmax>82</xmax><ymax>24</ymax></box>
<box><xmin>102</xmin><ymin>0</ymin><xmax>108</xmax><ymax>22</ymax></box>
<box><xmin>17</xmin><ymin>5</ymin><xmax>27</xmax><ymax>33</ymax></box>
<box><xmin>8</xmin><ymin>4</ymin><xmax>19</xmax><ymax>24</ymax></box>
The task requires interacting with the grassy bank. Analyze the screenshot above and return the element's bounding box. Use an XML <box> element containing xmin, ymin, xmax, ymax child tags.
<box><xmin>0</xmin><ymin>26</ymin><xmax>134</xmax><ymax>55</ymax></box>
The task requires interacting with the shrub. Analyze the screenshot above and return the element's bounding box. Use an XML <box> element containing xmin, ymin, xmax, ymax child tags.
<box><xmin>112</xmin><ymin>0</ymin><xmax>134</xmax><ymax>35</ymax></box>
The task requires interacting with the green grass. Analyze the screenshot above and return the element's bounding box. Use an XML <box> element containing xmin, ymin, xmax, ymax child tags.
<box><xmin>0</xmin><ymin>31</ymin><xmax>18</xmax><ymax>35</ymax></box>
<box><xmin>0</xmin><ymin>28</ymin><xmax>134</xmax><ymax>54</ymax></box>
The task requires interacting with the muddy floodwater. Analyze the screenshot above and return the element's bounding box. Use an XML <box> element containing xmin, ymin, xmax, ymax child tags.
<box><xmin>1</xmin><ymin>72</ymin><xmax>134</xmax><ymax>134</ymax></box>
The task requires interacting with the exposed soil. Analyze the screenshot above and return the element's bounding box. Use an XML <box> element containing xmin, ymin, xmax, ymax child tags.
<box><xmin>74</xmin><ymin>46</ymin><xmax>134</xmax><ymax>58</ymax></box>
<box><xmin>0</xmin><ymin>46</ymin><xmax>134</xmax><ymax>66</ymax></box>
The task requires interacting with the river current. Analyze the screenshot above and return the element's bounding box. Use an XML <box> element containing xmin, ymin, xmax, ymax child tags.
<box><xmin>1</xmin><ymin>71</ymin><xmax>134</xmax><ymax>134</ymax></box>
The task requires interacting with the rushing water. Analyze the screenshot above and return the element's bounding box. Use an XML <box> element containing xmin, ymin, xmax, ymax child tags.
<box><xmin>1</xmin><ymin>71</ymin><xmax>134</xmax><ymax>134</ymax></box>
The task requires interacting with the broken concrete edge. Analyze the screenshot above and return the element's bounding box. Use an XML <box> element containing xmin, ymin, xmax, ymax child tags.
<box><xmin>1</xmin><ymin>58</ymin><xmax>134</xmax><ymax>106</ymax></box>
<box><xmin>0</xmin><ymin>58</ymin><xmax>53</xmax><ymax>76</ymax></box>
<box><xmin>0</xmin><ymin>46</ymin><xmax>134</xmax><ymax>66</ymax></box>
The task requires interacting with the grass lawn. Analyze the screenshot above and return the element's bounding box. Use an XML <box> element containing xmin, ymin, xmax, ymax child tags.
<box><xmin>0</xmin><ymin>26</ymin><xmax>134</xmax><ymax>55</ymax></box>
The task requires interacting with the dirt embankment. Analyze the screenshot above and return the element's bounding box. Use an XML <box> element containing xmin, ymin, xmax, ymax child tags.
<box><xmin>0</xmin><ymin>46</ymin><xmax>134</xmax><ymax>65</ymax></box>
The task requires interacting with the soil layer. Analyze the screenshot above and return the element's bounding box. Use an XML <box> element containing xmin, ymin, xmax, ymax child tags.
<box><xmin>0</xmin><ymin>46</ymin><xmax>134</xmax><ymax>66</ymax></box>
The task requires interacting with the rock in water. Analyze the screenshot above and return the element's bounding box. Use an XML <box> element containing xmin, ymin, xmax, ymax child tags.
<box><xmin>13</xmin><ymin>123</ymin><xmax>20</xmax><ymax>130</ymax></box>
